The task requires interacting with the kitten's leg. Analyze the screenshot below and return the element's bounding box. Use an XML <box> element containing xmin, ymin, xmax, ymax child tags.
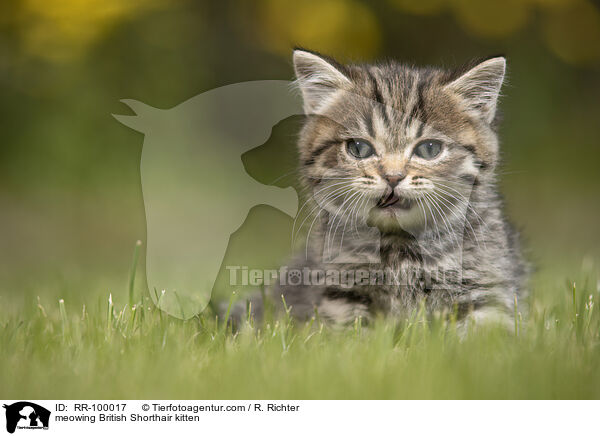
<box><xmin>315</xmin><ymin>294</ymin><xmax>371</xmax><ymax>326</ymax></box>
<box><xmin>220</xmin><ymin>290</ymin><xmax>266</xmax><ymax>328</ymax></box>
<box><xmin>225</xmin><ymin>283</ymin><xmax>371</xmax><ymax>327</ymax></box>
<box><xmin>455</xmin><ymin>287</ymin><xmax>518</xmax><ymax>334</ymax></box>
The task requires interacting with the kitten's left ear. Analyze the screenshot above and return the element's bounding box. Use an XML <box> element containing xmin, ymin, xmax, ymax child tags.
<box><xmin>293</xmin><ymin>49</ymin><xmax>351</xmax><ymax>114</ymax></box>
<box><xmin>444</xmin><ymin>57</ymin><xmax>506</xmax><ymax>124</ymax></box>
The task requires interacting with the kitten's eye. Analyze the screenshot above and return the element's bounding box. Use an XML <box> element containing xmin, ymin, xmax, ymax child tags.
<box><xmin>346</xmin><ymin>139</ymin><xmax>375</xmax><ymax>159</ymax></box>
<box><xmin>413</xmin><ymin>140</ymin><xmax>443</xmax><ymax>160</ymax></box>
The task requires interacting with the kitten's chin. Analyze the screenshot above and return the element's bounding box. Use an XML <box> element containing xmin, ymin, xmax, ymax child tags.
<box><xmin>367</xmin><ymin>205</ymin><xmax>423</xmax><ymax>234</ymax></box>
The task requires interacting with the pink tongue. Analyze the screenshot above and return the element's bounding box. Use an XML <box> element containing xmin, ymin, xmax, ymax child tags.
<box><xmin>378</xmin><ymin>191</ymin><xmax>399</xmax><ymax>208</ymax></box>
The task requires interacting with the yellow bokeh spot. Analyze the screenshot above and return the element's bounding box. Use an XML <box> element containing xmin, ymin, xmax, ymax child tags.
<box><xmin>254</xmin><ymin>0</ymin><xmax>381</xmax><ymax>60</ymax></box>
<box><xmin>18</xmin><ymin>0</ymin><xmax>167</xmax><ymax>62</ymax></box>
<box><xmin>452</xmin><ymin>0</ymin><xmax>530</xmax><ymax>38</ymax></box>
<box><xmin>541</xmin><ymin>0</ymin><xmax>600</xmax><ymax>65</ymax></box>
<box><xmin>388</xmin><ymin>0</ymin><xmax>447</xmax><ymax>15</ymax></box>
<box><xmin>530</xmin><ymin>0</ymin><xmax>572</xmax><ymax>7</ymax></box>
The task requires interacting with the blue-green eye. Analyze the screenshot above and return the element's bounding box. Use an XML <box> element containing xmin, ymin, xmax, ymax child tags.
<box><xmin>414</xmin><ymin>140</ymin><xmax>443</xmax><ymax>160</ymax></box>
<box><xmin>346</xmin><ymin>139</ymin><xmax>375</xmax><ymax>159</ymax></box>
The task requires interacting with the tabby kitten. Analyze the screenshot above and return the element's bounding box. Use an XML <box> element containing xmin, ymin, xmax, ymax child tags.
<box><xmin>241</xmin><ymin>49</ymin><xmax>527</xmax><ymax>327</ymax></box>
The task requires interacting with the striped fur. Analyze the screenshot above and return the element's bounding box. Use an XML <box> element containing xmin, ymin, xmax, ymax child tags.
<box><xmin>239</xmin><ymin>50</ymin><xmax>528</xmax><ymax>328</ymax></box>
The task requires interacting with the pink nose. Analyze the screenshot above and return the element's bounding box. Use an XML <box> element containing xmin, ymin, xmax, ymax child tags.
<box><xmin>384</xmin><ymin>174</ymin><xmax>404</xmax><ymax>188</ymax></box>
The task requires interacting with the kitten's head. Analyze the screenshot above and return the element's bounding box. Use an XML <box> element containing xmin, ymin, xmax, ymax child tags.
<box><xmin>293</xmin><ymin>49</ymin><xmax>506</xmax><ymax>234</ymax></box>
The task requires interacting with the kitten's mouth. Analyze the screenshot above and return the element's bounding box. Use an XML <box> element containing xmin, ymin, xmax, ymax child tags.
<box><xmin>376</xmin><ymin>190</ymin><xmax>413</xmax><ymax>210</ymax></box>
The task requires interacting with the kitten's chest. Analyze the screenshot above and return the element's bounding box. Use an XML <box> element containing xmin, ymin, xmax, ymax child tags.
<box><xmin>380</xmin><ymin>254</ymin><xmax>463</xmax><ymax>294</ymax></box>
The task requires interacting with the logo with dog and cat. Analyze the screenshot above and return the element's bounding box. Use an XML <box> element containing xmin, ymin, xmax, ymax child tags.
<box><xmin>2</xmin><ymin>402</ymin><xmax>51</xmax><ymax>434</ymax></box>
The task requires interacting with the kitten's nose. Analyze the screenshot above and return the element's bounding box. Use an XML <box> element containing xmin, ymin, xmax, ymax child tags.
<box><xmin>383</xmin><ymin>174</ymin><xmax>405</xmax><ymax>188</ymax></box>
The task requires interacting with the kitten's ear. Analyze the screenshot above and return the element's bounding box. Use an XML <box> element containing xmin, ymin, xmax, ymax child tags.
<box><xmin>444</xmin><ymin>57</ymin><xmax>506</xmax><ymax>124</ymax></box>
<box><xmin>293</xmin><ymin>49</ymin><xmax>351</xmax><ymax>114</ymax></box>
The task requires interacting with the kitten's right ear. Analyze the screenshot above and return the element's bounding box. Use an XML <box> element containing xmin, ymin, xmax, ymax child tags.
<box><xmin>293</xmin><ymin>49</ymin><xmax>351</xmax><ymax>114</ymax></box>
<box><xmin>444</xmin><ymin>57</ymin><xmax>506</xmax><ymax>124</ymax></box>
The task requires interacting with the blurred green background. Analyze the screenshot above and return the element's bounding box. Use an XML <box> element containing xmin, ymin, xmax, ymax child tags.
<box><xmin>1</xmin><ymin>0</ymin><xmax>599</xmax><ymax>309</ymax></box>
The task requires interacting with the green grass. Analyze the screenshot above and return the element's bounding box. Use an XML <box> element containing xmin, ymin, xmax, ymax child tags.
<box><xmin>1</xmin><ymin>255</ymin><xmax>599</xmax><ymax>399</ymax></box>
